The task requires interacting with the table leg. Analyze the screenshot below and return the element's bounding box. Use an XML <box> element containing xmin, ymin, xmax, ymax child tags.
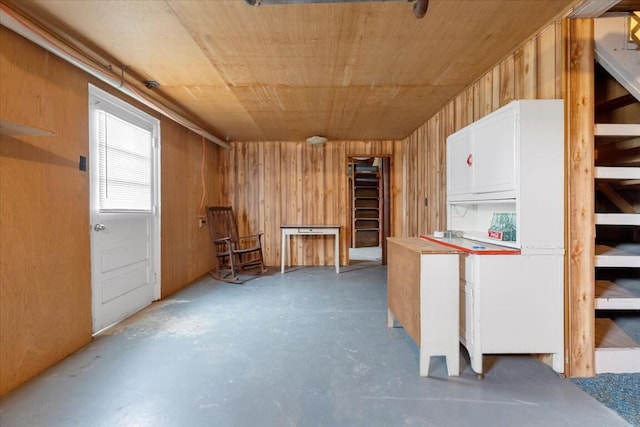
<box><xmin>334</xmin><ymin>230</ymin><xmax>339</xmax><ymax>273</ymax></box>
<box><xmin>387</xmin><ymin>308</ymin><xmax>396</xmax><ymax>328</ymax></box>
<box><xmin>419</xmin><ymin>350</ymin><xmax>430</xmax><ymax>377</ymax></box>
<box><xmin>281</xmin><ymin>230</ymin><xmax>286</xmax><ymax>274</ymax></box>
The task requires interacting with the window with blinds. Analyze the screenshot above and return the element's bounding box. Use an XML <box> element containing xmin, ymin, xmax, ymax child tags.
<box><xmin>97</xmin><ymin>110</ymin><xmax>153</xmax><ymax>212</ymax></box>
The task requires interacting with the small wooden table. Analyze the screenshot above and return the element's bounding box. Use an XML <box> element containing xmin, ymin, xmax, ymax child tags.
<box><xmin>280</xmin><ymin>225</ymin><xmax>340</xmax><ymax>273</ymax></box>
<box><xmin>387</xmin><ymin>237</ymin><xmax>461</xmax><ymax>377</ymax></box>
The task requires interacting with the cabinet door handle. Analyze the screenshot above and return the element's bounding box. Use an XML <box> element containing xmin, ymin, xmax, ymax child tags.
<box><xmin>466</xmin><ymin>154</ymin><xmax>473</xmax><ymax>167</ymax></box>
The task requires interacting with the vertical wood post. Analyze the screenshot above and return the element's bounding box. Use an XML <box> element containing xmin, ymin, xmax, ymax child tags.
<box><xmin>564</xmin><ymin>18</ymin><xmax>595</xmax><ymax>377</ymax></box>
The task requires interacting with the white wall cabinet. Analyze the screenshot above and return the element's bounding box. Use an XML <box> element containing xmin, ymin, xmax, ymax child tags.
<box><xmin>447</xmin><ymin>105</ymin><xmax>517</xmax><ymax>199</ymax></box>
<box><xmin>445</xmin><ymin>100</ymin><xmax>565</xmax><ymax>376</ymax></box>
<box><xmin>447</xmin><ymin>100</ymin><xmax>564</xmax><ymax>251</ymax></box>
<box><xmin>467</xmin><ymin>106</ymin><xmax>517</xmax><ymax>195</ymax></box>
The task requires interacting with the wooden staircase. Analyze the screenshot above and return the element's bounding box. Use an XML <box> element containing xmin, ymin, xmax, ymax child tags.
<box><xmin>592</xmin><ymin>57</ymin><xmax>640</xmax><ymax>374</ymax></box>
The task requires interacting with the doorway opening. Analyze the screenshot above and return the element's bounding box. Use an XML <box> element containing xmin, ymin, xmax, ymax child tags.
<box><xmin>348</xmin><ymin>156</ymin><xmax>391</xmax><ymax>266</ymax></box>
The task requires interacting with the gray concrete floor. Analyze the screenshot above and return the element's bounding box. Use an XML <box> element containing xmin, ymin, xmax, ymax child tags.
<box><xmin>349</xmin><ymin>246</ymin><xmax>382</xmax><ymax>263</ymax></box>
<box><xmin>0</xmin><ymin>266</ymin><xmax>631</xmax><ymax>427</ymax></box>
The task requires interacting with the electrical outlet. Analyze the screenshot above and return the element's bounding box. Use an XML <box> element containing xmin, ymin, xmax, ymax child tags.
<box><xmin>198</xmin><ymin>216</ymin><xmax>206</xmax><ymax>228</ymax></box>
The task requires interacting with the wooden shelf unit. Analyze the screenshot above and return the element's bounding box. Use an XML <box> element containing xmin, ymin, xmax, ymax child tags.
<box><xmin>593</xmin><ymin>123</ymin><xmax>640</xmax><ymax>374</ymax></box>
<box><xmin>350</xmin><ymin>162</ymin><xmax>382</xmax><ymax>248</ymax></box>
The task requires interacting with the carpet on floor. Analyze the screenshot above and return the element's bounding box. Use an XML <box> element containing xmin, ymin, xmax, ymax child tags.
<box><xmin>571</xmin><ymin>373</ymin><xmax>640</xmax><ymax>426</ymax></box>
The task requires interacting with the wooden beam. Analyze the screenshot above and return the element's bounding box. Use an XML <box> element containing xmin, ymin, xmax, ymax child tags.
<box><xmin>565</xmin><ymin>18</ymin><xmax>596</xmax><ymax>378</ymax></box>
<box><xmin>597</xmin><ymin>183</ymin><xmax>638</xmax><ymax>213</ymax></box>
<box><xmin>595</xmin><ymin>137</ymin><xmax>640</xmax><ymax>167</ymax></box>
<box><xmin>595</xmin><ymin>94</ymin><xmax>637</xmax><ymax>113</ymax></box>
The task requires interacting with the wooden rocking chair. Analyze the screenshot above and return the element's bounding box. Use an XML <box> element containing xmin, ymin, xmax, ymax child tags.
<box><xmin>205</xmin><ymin>206</ymin><xmax>268</xmax><ymax>283</ymax></box>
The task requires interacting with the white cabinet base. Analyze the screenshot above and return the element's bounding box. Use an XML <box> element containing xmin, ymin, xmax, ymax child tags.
<box><xmin>460</xmin><ymin>253</ymin><xmax>564</xmax><ymax>375</ymax></box>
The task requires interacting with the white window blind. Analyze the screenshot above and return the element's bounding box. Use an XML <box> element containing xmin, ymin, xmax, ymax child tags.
<box><xmin>97</xmin><ymin>110</ymin><xmax>153</xmax><ymax>212</ymax></box>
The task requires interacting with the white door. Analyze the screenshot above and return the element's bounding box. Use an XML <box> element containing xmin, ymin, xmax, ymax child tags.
<box><xmin>88</xmin><ymin>85</ymin><xmax>160</xmax><ymax>333</ymax></box>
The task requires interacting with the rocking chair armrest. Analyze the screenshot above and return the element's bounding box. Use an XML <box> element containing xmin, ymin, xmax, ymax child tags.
<box><xmin>214</xmin><ymin>237</ymin><xmax>233</xmax><ymax>244</ymax></box>
<box><xmin>237</xmin><ymin>233</ymin><xmax>264</xmax><ymax>241</ymax></box>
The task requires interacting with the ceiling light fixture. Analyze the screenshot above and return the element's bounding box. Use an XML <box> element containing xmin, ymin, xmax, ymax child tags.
<box><xmin>243</xmin><ymin>0</ymin><xmax>429</xmax><ymax>19</ymax></box>
<box><xmin>306</xmin><ymin>135</ymin><xmax>328</xmax><ymax>145</ymax></box>
<box><xmin>143</xmin><ymin>80</ymin><xmax>160</xmax><ymax>89</ymax></box>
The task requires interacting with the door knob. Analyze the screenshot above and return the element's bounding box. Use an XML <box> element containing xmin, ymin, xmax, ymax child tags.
<box><xmin>94</xmin><ymin>223</ymin><xmax>106</xmax><ymax>231</ymax></box>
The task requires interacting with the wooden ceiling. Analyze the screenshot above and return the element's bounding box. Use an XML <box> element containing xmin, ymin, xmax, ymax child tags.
<box><xmin>5</xmin><ymin>0</ymin><xmax>582</xmax><ymax>142</ymax></box>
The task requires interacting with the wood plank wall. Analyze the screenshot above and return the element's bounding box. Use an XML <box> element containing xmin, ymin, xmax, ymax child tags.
<box><xmin>0</xmin><ymin>27</ymin><xmax>222</xmax><ymax>395</ymax></box>
<box><xmin>160</xmin><ymin>124</ymin><xmax>224</xmax><ymax>297</ymax></box>
<box><xmin>401</xmin><ymin>21</ymin><xmax>564</xmax><ymax>238</ymax></box>
<box><xmin>217</xmin><ymin>140</ymin><xmax>403</xmax><ymax>267</ymax></box>
<box><xmin>0</xmin><ymin>26</ymin><xmax>93</xmax><ymax>397</ymax></box>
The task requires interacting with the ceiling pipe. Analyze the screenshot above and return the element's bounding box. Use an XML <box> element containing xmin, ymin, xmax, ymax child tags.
<box><xmin>245</xmin><ymin>0</ymin><xmax>409</xmax><ymax>4</ymax></box>
<box><xmin>0</xmin><ymin>3</ymin><xmax>231</xmax><ymax>150</ymax></box>
<box><xmin>413</xmin><ymin>0</ymin><xmax>429</xmax><ymax>19</ymax></box>
<box><xmin>243</xmin><ymin>0</ymin><xmax>428</xmax><ymax>19</ymax></box>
